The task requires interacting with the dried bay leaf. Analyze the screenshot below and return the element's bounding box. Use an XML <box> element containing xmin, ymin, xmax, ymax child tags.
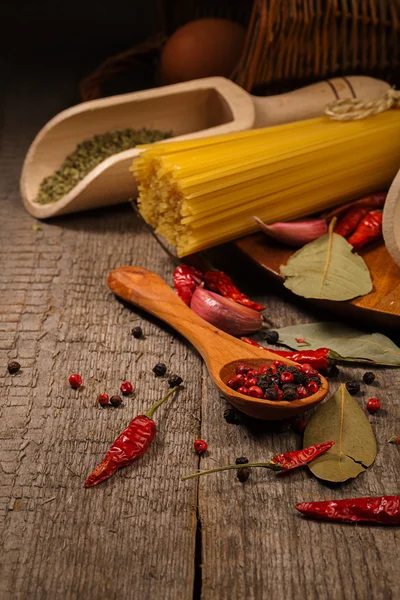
<box><xmin>304</xmin><ymin>384</ymin><xmax>377</xmax><ymax>483</ymax></box>
<box><xmin>280</xmin><ymin>220</ymin><xmax>372</xmax><ymax>301</ymax></box>
<box><xmin>276</xmin><ymin>322</ymin><xmax>400</xmax><ymax>366</ymax></box>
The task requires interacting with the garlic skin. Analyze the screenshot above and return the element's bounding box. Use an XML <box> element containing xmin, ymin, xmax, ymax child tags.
<box><xmin>254</xmin><ymin>216</ymin><xmax>328</xmax><ymax>247</ymax></box>
<box><xmin>190</xmin><ymin>287</ymin><xmax>263</xmax><ymax>336</ymax></box>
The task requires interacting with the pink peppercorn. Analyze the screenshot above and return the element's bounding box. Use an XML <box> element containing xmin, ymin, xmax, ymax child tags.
<box><xmin>69</xmin><ymin>374</ymin><xmax>82</xmax><ymax>389</ymax></box>
<box><xmin>120</xmin><ymin>381</ymin><xmax>134</xmax><ymax>395</ymax></box>
<box><xmin>366</xmin><ymin>398</ymin><xmax>380</xmax><ymax>414</ymax></box>
<box><xmin>247</xmin><ymin>386</ymin><xmax>264</xmax><ymax>398</ymax></box>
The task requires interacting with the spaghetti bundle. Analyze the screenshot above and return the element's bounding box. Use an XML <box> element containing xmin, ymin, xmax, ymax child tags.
<box><xmin>133</xmin><ymin>113</ymin><xmax>400</xmax><ymax>257</ymax></box>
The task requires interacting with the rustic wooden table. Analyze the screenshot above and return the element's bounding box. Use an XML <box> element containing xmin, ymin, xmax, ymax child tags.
<box><xmin>1</xmin><ymin>66</ymin><xmax>399</xmax><ymax>600</ymax></box>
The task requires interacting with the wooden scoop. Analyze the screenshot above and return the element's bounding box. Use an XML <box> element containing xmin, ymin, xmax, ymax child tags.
<box><xmin>107</xmin><ymin>266</ymin><xmax>328</xmax><ymax>420</ymax></box>
<box><xmin>21</xmin><ymin>75</ymin><xmax>389</xmax><ymax>220</ymax></box>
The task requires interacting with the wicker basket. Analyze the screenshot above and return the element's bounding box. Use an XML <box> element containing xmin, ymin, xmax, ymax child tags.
<box><xmin>80</xmin><ymin>0</ymin><xmax>400</xmax><ymax>100</ymax></box>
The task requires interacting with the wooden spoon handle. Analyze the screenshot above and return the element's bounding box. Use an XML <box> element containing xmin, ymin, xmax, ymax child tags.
<box><xmin>107</xmin><ymin>266</ymin><xmax>242</xmax><ymax>363</ymax></box>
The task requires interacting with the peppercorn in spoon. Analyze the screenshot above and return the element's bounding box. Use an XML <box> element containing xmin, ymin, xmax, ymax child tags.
<box><xmin>107</xmin><ymin>266</ymin><xmax>328</xmax><ymax>420</ymax></box>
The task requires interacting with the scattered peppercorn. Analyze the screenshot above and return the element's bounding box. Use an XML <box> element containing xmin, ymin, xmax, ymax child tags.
<box><xmin>120</xmin><ymin>381</ymin><xmax>134</xmax><ymax>395</ymax></box>
<box><xmin>98</xmin><ymin>393</ymin><xmax>110</xmax><ymax>407</ymax></box>
<box><xmin>168</xmin><ymin>375</ymin><xmax>183</xmax><ymax>388</ymax></box>
<box><xmin>235</xmin><ymin>456</ymin><xmax>249</xmax><ymax>465</ymax></box>
<box><xmin>153</xmin><ymin>363</ymin><xmax>167</xmax><ymax>377</ymax></box>
<box><xmin>296</xmin><ymin>386</ymin><xmax>308</xmax><ymax>400</ymax></box>
<box><xmin>283</xmin><ymin>386</ymin><xmax>297</xmax><ymax>400</ymax></box>
<box><xmin>223</xmin><ymin>408</ymin><xmax>242</xmax><ymax>425</ymax></box>
<box><xmin>328</xmin><ymin>365</ymin><xmax>340</xmax><ymax>378</ymax></box>
<box><xmin>346</xmin><ymin>381</ymin><xmax>361</xmax><ymax>395</ymax></box>
<box><xmin>306</xmin><ymin>381</ymin><xmax>319</xmax><ymax>395</ymax></box>
<box><xmin>236</xmin><ymin>465</ymin><xmax>250</xmax><ymax>483</ymax></box>
<box><xmin>363</xmin><ymin>372</ymin><xmax>376</xmax><ymax>385</ymax></box>
<box><xmin>248</xmin><ymin>385</ymin><xmax>264</xmax><ymax>398</ymax></box>
<box><xmin>7</xmin><ymin>361</ymin><xmax>21</xmax><ymax>374</ymax></box>
<box><xmin>263</xmin><ymin>330</ymin><xmax>279</xmax><ymax>344</ymax></box>
<box><xmin>194</xmin><ymin>439</ymin><xmax>208</xmax><ymax>455</ymax></box>
<box><xmin>280</xmin><ymin>371</ymin><xmax>294</xmax><ymax>383</ymax></box>
<box><xmin>69</xmin><ymin>373</ymin><xmax>82</xmax><ymax>389</ymax></box>
<box><xmin>366</xmin><ymin>398</ymin><xmax>380</xmax><ymax>414</ymax></box>
<box><xmin>110</xmin><ymin>395</ymin><xmax>122</xmax><ymax>407</ymax></box>
<box><xmin>131</xmin><ymin>326</ymin><xmax>143</xmax><ymax>339</ymax></box>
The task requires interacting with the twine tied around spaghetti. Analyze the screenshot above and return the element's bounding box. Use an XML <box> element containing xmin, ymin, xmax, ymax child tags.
<box><xmin>325</xmin><ymin>88</ymin><xmax>400</xmax><ymax>121</ymax></box>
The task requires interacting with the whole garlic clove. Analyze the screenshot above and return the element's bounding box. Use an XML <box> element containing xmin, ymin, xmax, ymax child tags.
<box><xmin>190</xmin><ymin>287</ymin><xmax>263</xmax><ymax>336</ymax></box>
<box><xmin>254</xmin><ymin>216</ymin><xmax>328</xmax><ymax>247</ymax></box>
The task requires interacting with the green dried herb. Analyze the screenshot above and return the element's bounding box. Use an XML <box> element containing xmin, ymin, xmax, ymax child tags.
<box><xmin>35</xmin><ymin>127</ymin><xmax>171</xmax><ymax>204</ymax></box>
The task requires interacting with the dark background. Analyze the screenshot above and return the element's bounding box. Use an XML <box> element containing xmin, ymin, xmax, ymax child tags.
<box><xmin>1</xmin><ymin>0</ymin><xmax>157</xmax><ymax>58</ymax></box>
<box><xmin>1</xmin><ymin>0</ymin><xmax>160</xmax><ymax>109</ymax></box>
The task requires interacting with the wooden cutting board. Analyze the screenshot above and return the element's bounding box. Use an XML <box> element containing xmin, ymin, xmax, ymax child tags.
<box><xmin>236</xmin><ymin>233</ymin><xmax>400</xmax><ymax>328</ymax></box>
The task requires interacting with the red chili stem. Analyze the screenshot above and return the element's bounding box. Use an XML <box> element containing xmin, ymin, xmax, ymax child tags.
<box><xmin>296</xmin><ymin>496</ymin><xmax>400</xmax><ymax>524</ymax></box>
<box><xmin>181</xmin><ymin>441</ymin><xmax>334</xmax><ymax>480</ymax></box>
<box><xmin>145</xmin><ymin>385</ymin><xmax>180</xmax><ymax>419</ymax></box>
<box><xmin>388</xmin><ymin>435</ymin><xmax>400</xmax><ymax>445</ymax></box>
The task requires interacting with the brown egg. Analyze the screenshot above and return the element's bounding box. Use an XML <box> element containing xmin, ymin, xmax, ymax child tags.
<box><xmin>159</xmin><ymin>18</ymin><xmax>246</xmax><ymax>85</ymax></box>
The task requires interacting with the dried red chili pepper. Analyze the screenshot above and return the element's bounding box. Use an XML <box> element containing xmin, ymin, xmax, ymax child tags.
<box><xmin>296</xmin><ymin>496</ymin><xmax>400</xmax><ymax>525</ymax></box>
<box><xmin>173</xmin><ymin>265</ymin><xmax>204</xmax><ymax>305</ymax></box>
<box><xmin>324</xmin><ymin>192</ymin><xmax>386</xmax><ymax>221</ymax></box>
<box><xmin>334</xmin><ymin>207</ymin><xmax>369</xmax><ymax>237</ymax></box>
<box><xmin>267</xmin><ymin>441</ymin><xmax>335</xmax><ymax>470</ymax></box>
<box><xmin>347</xmin><ymin>209</ymin><xmax>383</xmax><ymax>251</ymax></box>
<box><xmin>84</xmin><ymin>386</ymin><xmax>180</xmax><ymax>487</ymax></box>
<box><xmin>240</xmin><ymin>337</ymin><xmax>330</xmax><ymax>370</ymax></box>
<box><xmin>182</xmin><ymin>441</ymin><xmax>334</xmax><ymax>480</ymax></box>
<box><xmin>204</xmin><ymin>271</ymin><xmax>265</xmax><ymax>312</ymax></box>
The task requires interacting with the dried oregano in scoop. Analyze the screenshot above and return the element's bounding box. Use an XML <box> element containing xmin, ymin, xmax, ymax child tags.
<box><xmin>35</xmin><ymin>127</ymin><xmax>171</xmax><ymax>204</ymax></box>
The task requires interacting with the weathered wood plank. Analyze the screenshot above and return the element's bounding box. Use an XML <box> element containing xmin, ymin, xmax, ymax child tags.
<box><xmin>198</xmin><ymin>281</ymin><xmax>400</xmax><ymax>600</ymax></box>
<box><xmin>0</xmin><ymin>67</ymin><xmax>199</xmax><ymax>599</ymax></box>
<box><xmin>1</xmin><ymin>60</ymin><xmax>400</xmax><ymax>600</ymax></box>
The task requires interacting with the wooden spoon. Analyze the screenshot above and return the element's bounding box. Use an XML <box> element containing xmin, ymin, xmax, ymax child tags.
<box><xmin>107</xmin><ymin>266</ymin><xmax>328</xmax><ymax>420</ymax></box>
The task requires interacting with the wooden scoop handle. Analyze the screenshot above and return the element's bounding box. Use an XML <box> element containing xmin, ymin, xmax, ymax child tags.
<box><xmin>253</xmin><ymin>76</ymin><xmax>390</xmax><ymax>127</ymax></box>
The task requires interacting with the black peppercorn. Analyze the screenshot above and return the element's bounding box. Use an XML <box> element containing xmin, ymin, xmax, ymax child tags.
<box><xmin>7</xmin><ymin>361</ymin><xmax>21</xmax><ymax>374</ymax></box>
<box><xmin>110</xmin><ymin>395</ymin><xmax>122</xmax><ymax>407</ymax></box>
<box><xmin>235</xmin><ymin>456</ymin><xmax>249</xmax><ymax>465</ymax></box>
<box><xmin>168</xmin><ymin>374</ymin><xmax>183</xmax><ymax>388</ymax></box>
<box><xmin>237</xmin><ymin>467</ymin><xmax>251</xmax><ymax>483</ymax></box>
<box><xmin>263</xmin><ymin>330</ymin><xmax>279</xmax><ymax>344</ymax></box>
<box><xmin>283</xmin><ymin>386</ymin><xmax>297</xmax><ymax>401</ymax></box>
<box><xmin>346</xmin><ymin>381</ymin><xmax>361</xmax><ymax>395</ymax></box>
<box><xmin>131</xmin><ymin>326</ymin><xmax>143</xmax><ymax>339</ymax></box>
<box><xmin>363</xmin><ymin>371</ymin><xmax>376</xmax><ymax>385</ymax></box>
<box><xmin>223</xmin><ymin>408</ymin><xmax>242</xmax><ymax>425</ymax></box>
<box><xmin>328</xmin><ymin>365</ymin><xmax>340</xmax><ymax>378</ymax></box>
<box><xmin>153</xmin><ymin>363</ymin><xmax>167</xmax><ymax>377</ymax></box>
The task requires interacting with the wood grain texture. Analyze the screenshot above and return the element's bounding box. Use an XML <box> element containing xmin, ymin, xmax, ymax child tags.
<box><xmin>0</xmin><ymin>65</ymin><xmax>199</xmax><ymax>600</ymax></box>
<box><xmin>1</xmin><ymin>62</ymin><xmax>400</xmax><ymax>600</ymax></box>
